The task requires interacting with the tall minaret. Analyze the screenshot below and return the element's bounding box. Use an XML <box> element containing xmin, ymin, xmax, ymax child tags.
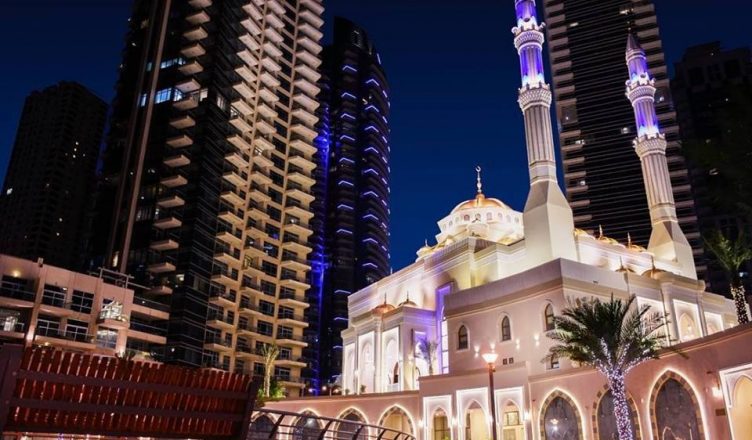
<box><xmin>625</xmin><ymin>34</ymin><xmax>696</xmax><ymax>279</ymax></box>
<box><xmin>513</xmin><ymin>0</ymin><xmax>577</xmax><ymax>263</ymax></box>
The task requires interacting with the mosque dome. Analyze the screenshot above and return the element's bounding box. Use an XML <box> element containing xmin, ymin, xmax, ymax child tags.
<box><xmin>398</xmin><ymin>293</ymin><xmax>417</xmax><ymax>308</ymax></box>
<box><xmin>451</xmin><ymin>193</ymin><xmax>510</xmax><ymax>214</ymax></box>
<box><xmin>372</xmin><ymin>296</ymin><xmax>395</xmax><ymax>316</ymax></box>
<box><xmin>642</xmin><ymin>258</ymin><xmax>667</xmax><ymax>279</ymax></box>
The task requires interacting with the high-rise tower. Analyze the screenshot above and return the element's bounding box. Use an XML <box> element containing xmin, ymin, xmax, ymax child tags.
<box><xmin>513</xmin><ymin>0</ymin><xmax>576</xmax><ymax>265</ymax></box>
<box><xmin>93</xmin><ymin>0</ymin><xmax>323</xmax><ymax>395</ymax></box>
<box><xmin>541</xmin><ymin>0</ymin><xmax>701</xmax><ymax>262</ymax></box>
<box><xmin>0</xmin><ymin>82</ymin><xmax>106</xmax><ymax>270</ymax></box>
<box><xmin>624</xmin><ymin>34</ymin><xmax>695</xmax><ymax>278</ymax></box>
<box><xmin>306</xmin><ymin>17</ymin><xmax>391</xmax><ymax>385</ymax></box>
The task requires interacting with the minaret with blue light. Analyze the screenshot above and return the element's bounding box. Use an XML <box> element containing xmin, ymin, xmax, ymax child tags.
<box><xmin>512</xmin><ymin>0</ymin><xmax>577</xmax><ymax>263</ymax></box>
<box><xmin>625</xmin><ymin>34</ymin><xmax>696</xmax><ymax>278</ymax></box>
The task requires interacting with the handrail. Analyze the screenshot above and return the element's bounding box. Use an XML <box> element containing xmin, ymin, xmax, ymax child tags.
<box><xmin>251</xmin><ymin>408</ymin><xmax>416</xmax><ymax>440</ymax></box>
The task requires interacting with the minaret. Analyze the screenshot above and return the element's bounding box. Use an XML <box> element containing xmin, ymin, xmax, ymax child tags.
<box><xmin>625</xmin><ymin>34</ymin><xmax>696</xmax><ymax>279</ymax></box>
<box><xmin>512</xmin><ymin>0</ymin><xmax>577</xmax><ymax>263</ymax></box>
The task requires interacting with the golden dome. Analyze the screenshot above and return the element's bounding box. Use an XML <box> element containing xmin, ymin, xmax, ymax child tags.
<box><xmin>642</xmin><ymin>258</ymin><xmax>667</xmax><ymax>279</ymax></box>
<box><xmin>451</xmin><ymin>166</ymin><xmax>510</xmax><ymax>214</ymax></box>
<box><xmin>616</xmin><ymin>258</ymin><xmax>635</xmax><ymax>274</ymax></box>
<box><xmin>597</xmin><ymin>225</ymin><xmax>621</xmax><ymax>246</ymax></box>
<box><xmin>372</xmin><ymin>295</ymin><xmax>395</xmax><ymax>316</ymax></box>
<box><xmin>626</xmin><ymin>233</ymin><xmax>647</xmax><ymax>252</ymax></box>
<box><xmin>399</xmin><ymin>293</ymin><xmax>417</xmax><ymax>308</ymax></box>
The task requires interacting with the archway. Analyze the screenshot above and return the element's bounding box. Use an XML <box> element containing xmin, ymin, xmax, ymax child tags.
<box><xmin>730</xmin><ymin>376</ymin><xmax>752</xmax><ymax>440</ymax></box>
<box><xmin>594</xmin><ymin>390</ymin><xmax>641</xmax><ymax>439</ymax></box>
<box><xmin>464</xmin><ymin>401</ymin><xmax>488</xmax><ymax>440</ymax></box>
<box><xmin>501</xmin><ymin>401</ymin><xmax>524</xmax><ymax>440</ymax></box>
<box><xmin>379</xmin><ymin>406</ymin><xmax>414</xmax><ymax>439</ymax></box>
<box><xmin>540</xmin><ymin>391</ymin><xmax>581</xmax><ymax>440</ymax></box>
<box><xmin>360</xmin><ymin>342</ymin><xmax>375</xmax><ymax>393</ymax></box>
<box><xmin>678</xmin><ymin>313</ymin><xmax>698</xmax><ymax>342</ymax></box>
<box><xmin>249</xmin><ymin>415</ymin><xmax>275</xmax><ymax>440</ymax></box>
<box><xmin>384</xmin><ymin>339</ymin><xmax>399</xmax><ymax>391</ymax></box>
<box><xmin>650</xmin><ymin>372</ymin><xmax>704</xmax><ymax>440</ymax></box>
<box><xmin>292</xmin><ymin>412</ymin><xmax>322</xmax><ymax>440</ymax></box>
<box><xmin>337</xmin><ymin>409</ymin><xmax>368</xmax><ymax>440</ymax></box>
<box><xmin>432</xmin><ymin>409</ymin><xmax>451</xmax><ymax>440</ymax></box>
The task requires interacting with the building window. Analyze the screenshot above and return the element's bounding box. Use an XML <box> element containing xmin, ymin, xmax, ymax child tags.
<box><xmin>457</xmin><ymin>325</ymin><xmax>468</xmax><ymax>350</ymax></box>
<box><xmin>96</xmin><ymin>329</ymin><xmax>118</xmax><ymax>349</ymax></box>
<box><xmin>501</xmin><ymin>316</ymin><xmax>511</xmax><ymax>341</ymax></box>
<box><xmin>257</xmin><ymin>320</ymin><xmax>273</xmax><ymax>336</ymax></box>
<box><xmin>99</xmin><ymin>299</ymin><xmax>125</xmax><ymax>321</ymax></box>
<box><xmin>36</xmin><ymin>315</ymin><xmax>60</xmax><ymax>337</ymax></box>
<box><xmin>71</xmin><ymin>290</ymin><xmax>94</xmax><ymax>314</ymax></box>
<box><xmin>548</xmin><ymin>354</ymin><xmax>560</xmax><ymax>370</ymax></box>
<box><xmin>544</xmin><ymin>304</ymin><xmax>555</xmax><ymax>331</ymax></box>
<box><xmin>65</xmin><ymin>319</ymin><xmax>90</xmax><ymax>342</ymax></box>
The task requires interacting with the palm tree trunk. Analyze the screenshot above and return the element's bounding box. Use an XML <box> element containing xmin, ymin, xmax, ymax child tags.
<box><xmin>608</xmin><ymin>370</ymin><xmax>634</xmax><ymax>440</ymax></box>
<box><xmin>263</xmin><ymin>371</ymin><xmax>271</xmax><ymax>398</ymax></box>
<box><xmin>731</xmin><ymin>279</ymin><xmax>749</xmax><ymax>324</ymax></box>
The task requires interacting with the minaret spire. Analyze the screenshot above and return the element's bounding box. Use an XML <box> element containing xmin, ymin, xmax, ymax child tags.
<box><xmin>475</xmin><ymin>166</ymin><xmax>483</xmax><ymax>194</ymax></box>
<box><xmin>512</xmin><ymin>0</ymin><xmax>576</xmax><ymax>263</ymax></box>
<box><xmin>624</xmin><ymin>33</ymin><xmax>696</xmax><ymax>278</ymax></box>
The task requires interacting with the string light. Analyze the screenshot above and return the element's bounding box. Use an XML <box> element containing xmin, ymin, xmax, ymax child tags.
<box><xmin>731</xmin><ymin>284</ymin><xmax>749</xmax><ymax>324</ymax></box>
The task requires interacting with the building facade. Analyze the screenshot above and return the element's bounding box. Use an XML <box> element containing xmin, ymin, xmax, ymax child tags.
<box><xmin>540</xmin><ymin>0</ymin><xmax>703</xmax><ymax>273</ymax></box>
<box><xmin>306</xmin><ymin>17</ymin><xmax>391</xmax><ymax>386</ymax></box>
<box><xmin>92</xmin><ymin>0</ymin><xmax>323</xmax><ymax>394</ymax></box>
<box><xmin>264</xmin><ymin>1</ymin><xmax>752</xmax><ymax>439</ymax></box>
<box><xmin>0</xmin><ymin>254</ymin><xmax>167</xmax><ymax>360</ymax></box>
<box><xmin>671</xmin><ymin>42</ymin><xmax>752</xmax><ymax>296</ymax></box>
<box><xmin>0</xmin><ymin>82</ymin><xmax>106</xmax><ymax>271</ymax></box>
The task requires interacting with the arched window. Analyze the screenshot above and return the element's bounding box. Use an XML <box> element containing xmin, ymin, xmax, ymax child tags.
<box><xmin>544</xmin><ymin>304</ymin><xmax>555</xmax><ymax>331</ymax></box>
<box><xmin>457</xmin><ymin>325</ymin><xmax>468</xmax><ymax>350</ymax></box>
<box><xmin>501</xmin><ymin>316</ymin><xmax>511</xmax><ymax>341</ymax></box>
<box><xmin>392</xmin><ymin>362</ymin><xmax>399</xmax><ymax>385</ymax></box>
<box><xmin>548</xmin><ymin>354</ymin><xmax>559</xmax><ymax>370</ymax></box>
<box><xmin>432</xmin><ymin>410</ymin><xmax>450</xmax><ymax>440</ymax></box>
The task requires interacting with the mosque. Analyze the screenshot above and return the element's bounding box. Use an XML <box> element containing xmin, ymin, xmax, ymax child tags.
<box><xmin>262</xmin><ymin>1</ymin><xmax>752</xmax><ymax>439</ymax></box>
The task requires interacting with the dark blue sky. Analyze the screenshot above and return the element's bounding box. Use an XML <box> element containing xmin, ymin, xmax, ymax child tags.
<box><xmin>1</xmin><ymin>0</ymin><xmax>750</xmax><ymax>270</ymax></box>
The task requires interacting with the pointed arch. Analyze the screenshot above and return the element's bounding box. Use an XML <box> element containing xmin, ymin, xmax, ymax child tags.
<box><xmin>730</xmin><ymin>375</ymin><xmax>752</xmax><ymax>440</ymax></box>
<box><xmin>500</xmin><ymin>399</ymin><xmax>525</xmax><ymax>440</ymax></box>
<box><xmin>500</xmin><ymin>315</ymin><xmax>511</xmax><ymax>342</ymax></box>
<box><xmin>336</xmin><ymin>408</ymin><xmax>369</xmax><ymax>440</ymax></box>
<box><xmin>378</xmin><ymin>405</ymin><xmax>416</xmax><ymax>436</ymax></box>
<box><xmin>649</xmin><ymin>370</ymin><xmax>705</xmax><ymax>440</ymax></box>
<box><xmin>249</xmin><ymin>414</ymin><xmax>276</xmax><ymax>440</ymax></box>
<box><xmin>538</xmin><ymin>389</ymin><xmax>583</xmax><ymax>440</ymax></box>
<box><xmin>457</xmin><ymin>324</ymin><xmax>469</xmax><ymax>350</ymax></box>
<box><xmin>463</xmin><ymin>400</ymin><xmax>489</xmax><ymax>440</ymax></box>
<box><xmin>292</xmin><ymin>411</ymin><xmax>323</xmax><ymax>440</ymax></box>
<box><xmin>431</xmin><ymin>407</ymin><xmax>451</xmax><ymax>440</ymax></box>
<box><xmin>543</xmin><ymin>303</ymin><xmax>555</xmax><ymax>331</ymax></box>
<box><xmin>591</xmin><ymin>384</ymin><xmax>642</xmax><ymax>439</ymax></box>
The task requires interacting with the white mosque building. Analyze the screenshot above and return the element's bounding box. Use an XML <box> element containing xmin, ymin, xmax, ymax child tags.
<box><xmin>262</xmin><ymin>1</ymin><xmax>752</xmax><ymax>439</ymax></box>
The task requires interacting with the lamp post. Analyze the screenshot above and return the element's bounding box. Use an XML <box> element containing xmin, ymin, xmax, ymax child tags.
<box><xmin>481</xmin><ymin>352</ymin><xmax>499</xmax><ymax>440</ymax></box>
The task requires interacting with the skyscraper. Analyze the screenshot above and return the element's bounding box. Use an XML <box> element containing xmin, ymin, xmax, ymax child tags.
<box><xmin>93</xmin><ymin>0</ymin><xmax>323</xmax><ymax>395</ymax></box>
<box><xmin>306</xmin><ymin>17</ymin><xmax>391</xmax><ymax>385</ymax></box>
<box><xmin>672</xmin><ymin>42</ymin><xmax>752</xmax><ymax>294</ymax></box>
<box><xmin>541</xmin><ymin>0</ymin><xmax>702</xmax><ymax>263</ymax></box>
<box><xmin>0</xmin><ymin>82</ymin><xmax>106</xmax><ymax>270</ymax></box>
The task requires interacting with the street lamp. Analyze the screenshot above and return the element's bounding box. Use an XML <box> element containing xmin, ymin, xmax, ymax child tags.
<box><xmin>481</xmin><ymin>352</ymin><xmax>499</xmax><ymax>440</ymax></box>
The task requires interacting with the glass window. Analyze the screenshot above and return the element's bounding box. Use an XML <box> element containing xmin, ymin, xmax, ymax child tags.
<box><xmin>36</xmin><ymin>315</ymin><xmax>60</xmax><ymax>336</ymax></box>
<box><xmin>257</xmin><ymin>320</ymin><xmax>273</xmax><ymax>336</ymax></box>
<box><xmin>501</xmin><ymin>316</ymin><xmax>511</xmax><ymax>341</ymax></box>
<box><xmin>259</xmin><ymin>300</ymin><xmax>275</xmax><ymax>316</ymax></box>
<box><xmin>277</xmin><ymin>326</ymin><xmax>293</xmax><ymax>339</ymax></box>
<box><xmin>99</xmin><ymin>299</ymin><xmax>125</xmax><ymax>321</ymax></box>
<box><xmin>65</xmin><ymin>319</ymin><xmax>90</xmax><ymax>342</ymax></box>
<box><xmin>457</xmin><ymin>325</ymin><xmax>468</xmax><ymax>350</ymax></box>
<box><xmin>96</xmin><ymin>329</ymin><xmax>118</xmax><ymax>349</ymax></box>
<box><xmin>71</xmin><ymin>290</ymin><xmax>94</xmax><ymax>314</ymax></box>
<box><xmin>544</xmin><ymin>304</ymin><xmax>555</xmax><ymax>331</ymax></box>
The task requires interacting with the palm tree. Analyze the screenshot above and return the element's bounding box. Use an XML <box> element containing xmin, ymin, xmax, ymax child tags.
<box><xmin>415</xmin><ymin>335</ymin><xmax>438</xmax><ymax>375</ymax></box>
<box><xmin>704</xmin><ymin>229</ymin><xmax>752</xmax><ymax>324</ymax></box>
<box><xmin>546</xmin><ymin>295</ymin><xmax>667</xmax><ymax>440</ymax></box>
<box><xmin>259</xmin><ymin>343</ymin><xmax>280</xmax><ymax>398</ymax></box>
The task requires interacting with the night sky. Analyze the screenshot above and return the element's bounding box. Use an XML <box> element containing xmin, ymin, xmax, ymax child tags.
<box><xmin>1</xmin><ymin>0</ymin><xmax>750</xmax><ymax>270</ymax></box>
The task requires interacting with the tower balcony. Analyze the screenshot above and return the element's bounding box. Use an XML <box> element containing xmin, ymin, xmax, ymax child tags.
<box><xmin>290</xmin><ymin>124</ymin><xmax>317</xmax><ymax>142</ymax></box>
<box><xmin>284</xmin><ymin>204</ymin><xmax>314</xmax><ymax>222</ymax></box>
<box><xmin>242</xmin><ymin>3</ymin><xmax>262</xmax><ymax>20</ymax></box>
<box><xmin>291</xmin><ymin>106</ymin><xmax>317</xmax><ymax>126</ymax></box>
<box><xmin>279</xmin><ymin>274</ymin><xmax>310</xmax><ymax>291</ymax></box>
<box><xmin>288</xmin><ymin>154</ymin><xmax>316</xmax><ymax>173</ymax></box>
<box><xmin>235</xmin><ymin>66</ymin><xmax>257</xmax><ymax>85</ymax></box>
<box><xmin>220</xmin><ymin>190</ymin><xmax>246</xmax><ymax>208</ymax></box>
<box><xmin>209</xmin><ymin>291</ymin><xmax>237</xmax><ymax>308</ymax></box>
<box><xmin>295</xmin><ymin>64</ymin><xmax>321</xmax><ymax>83</ymax></box>
<box><xmin>277</xmin><ymin>312</ymin><xmax>309</xmax><ymax>328</ymax></box>
<box><xmin>153</xmin><ymin>217</ymin><xmax>182</xmax><ymax>230</ymax></box>
<box><xmin>211</xmin><ymin>271</ymin><xmax>238</xmax><ymax>289</ymax></box>
<box><xmin>260</xmin><ymin>56</ymin><xmax>281</xmax><ymax>72</ymax></box>
<box><xmin>230</xmin><ymin>115</ymin><xmax>253</xmax><ymax>134</ymax></box>
<box><xmin>298</xmin><ymin>23</ymin><xmax>323</xmax><ymax>42</ymax></box>
<box><xmin>281</xmin><ymin>238</ymin><xmax>312</xmax><ymax>255</ymax></box>
<box><xmin>176</xmin><ymin>78</ymin><xmax>201</xmax><ymax>94</ymax></box>
<box><xmin>178</xmin><ymin>60</ymin><xmax>203</xmax><ymax>75</ymax></box>
<box><xmin>252</xmin><ymin>153</ymin><xmax>274</xmax><ymax>169</ymax></box>
<box><xmin>253</xmin><ymin>136</ymin><xmax>274</xmax><ymax>152</ymax></box>
<box><xmin>259</xmin><ymin>71</ymin><xmax>281</xmax><ymax>88</ymax></box>
<box><xmin>214</xmin><ymin>251</ymin><xmax>241</xmax><ymax>266</ymax></box>
<box><xmin>247</xmin><ymin>205</ymin><xmax>270</xmax><ymax>221</ymax></box>
<box><xmin>233</xmin><ymin>81</ymin><xmax>254</xmax><ymax>100</ymax></box>
<box><xmin>258</xmin><ymin>86</ymin><xmax>280</xmax><ymax>104</ymax></box>
<box><xmin>150</xmin><ymin>239</ymin><xmax>179</xmax><ymax>251</ymax></box>
<box><xmin>284</xmin><ymin>221</ymin><xmax>312</xmax><ymax>239</ymax></box>
<box><xmin>290</xmin><ymin>139</ymin><xmax>317</xmax><ymax>156</ymax></box>
<box><xmin>244</xmin><ymin>242</ymin><xmax>266</xmax><ymax>259</ymax></box>
<box><xmin>188</xmin><ymin>0</ymin><xmax>212</xmax><ymax>8</ymax></box>
<box><xmin>296</xmin><ymin>36</ymin><xmax>321</xmax><ymax>54</ymax></box>
<box><xmin>183</xmin><ymin>25</ymin><xmax>208</xmax><ymax>41</ymax></box>
<box><xmin>222</xmin><ymin>170</ymin><xmax>246</xmax><ymax>187</ymax></box>
<box><xmin>216</xmin><ymin>230</ymin><xmax>243</xmax><ymax>248</ymax></box>
<box><xmin>203</xmin><ymin>338</ymin><xmax>233</xmax><ymax>352</ymax></box>
<box><xmin>262</xmin><ymin>42</ymin><xmax>283</xmax><ymax>58</ymax></box>
<box><xmin>255</xmin><ymin>120</ymin><xmax>275</xmax><ymax>135</ymax></box>
<box><xmin>181</xmin><ymin>42</ymin><xmax>205</xmax><ymax>59</ymax></box>
<box><xmin>267</xmin><ymin>0</ymin><xmax>285</xmax><ymax>14</ymax></box>
<box><xmin>256</xmin><ymin>103</ymin><xmax>277</xmax><ymax>119</ymax></box>
<box><xmin>278</xmin><ymin>291</ymin><xmax>309</xmax><ymax>309</ymax></box>
<box><xmin>245</xmin><ymin>228</ymin><xmax>266</xmax><ymax>246</ymax></box>
<box><xmin>275</xmin><ymin>334</ymin><xmax>307</xmax><ymax>348</ymax></box>
<box><xmin>160</xmin><ymin>175</ymin><xmax>188</xmax><ymax>188</ymax></box>
<box><xmin>156</xmin><ymin>195</ymin><xmax>185</xmax><ymax>209</ymax></box>
<box><xmin>240</xmin><ymin>18</ymin><xmax>261</xmax><ymax>35</ymax></box>
<box><xmin>186</xmin><ymin>10</ymin><xmax>210</xmax><ymax>25</ymax></box>
<box><xmin>173</xmin><ymin>93</ymin><xmax>199</xmax><ymax>110</ymax></box>
<box><xmin>163</xmin><ymin>154</ymin><xmax>191</xmax><ymax>168</ymax></box>
<box><xmin>166</xmin><ymin>134</ymin><xmax>193</xmax><ymax>148</ymax></box>
<box><xmin>249</xmin><ymin>170</ymin><xmax>272</xmax><ymax>186</ymax></box>
<box><xmin>285</xmin><ymin>188</ymin><xmax>314</xmax><ymax>204</ymax></box>
<box><xmin>276</xmin><ymin>357</ymin><xmax>307</xmax><ymax>368</ymax></box>
<box><xmin>231</xmin><ymin>99</ymin><xmax>253</xmax><ymax>117</ymax></box>
<box><xmin>249</xmin><ymin>187</ymin><xmax>271</xmax><ymax>203</ymax></box>
<box><xmin>147</xmin><ymin>262</ymin><xmax>176</xmax><ymax>274</ymax></box>
<box><xmin>237</xmin><ymin>49</ymin><xmax>259</xmax><ymax>67</ymax></box>
<box><xmin>287</xmin><ymin>171</ymin><xmax>315</xmax><ymax>188</ymax></box>
<box><xmin>263</xmin><ymin>22</ymin><xmax>284</xmax><ymax>41</ymax></box>
<box><xmin>145</xmin><ymin>284</ymin><xmax>173</xmax><ymax>295</ymax></box>
<box><xmin>169</xmin><ymin>115</ymin><xmax>196</xmax><ymax>129</ymax></box>
<box><xmin>239</xmin><ymin>33</ymin><xmax>260</xmax><ymax>52</ymax></box>
<box><xmin>227</xmin><ymin>135</ymin><xmax>252</xmax><ymax>154</ymax></box>
<box><xmin>292</xmin><ymin>93</ymin><xmax>318</xmax><ymax>112</ymax></box>
<box><xmin>225</xmin><ymin>151</ymin><xmax>250</xmax><ymax>169</ymax></box>
<box><xmin>298</xmin><ymin>9</ymin><xmax>323</xmax><ymax>28</ymax></box>
<box><xmin>218</xmin><ymin>209</ymin><xmax>244</xmax><ymax>227</ymax></box>
<box><xmin>295</xmin><ymin>50</ymin><xmax>321</xmax><ymax>69</ymax></box>
<box><xmin>280</xmin><ymin>256</ymin><xmax>311</xmax><ymax>272</ymax></box>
